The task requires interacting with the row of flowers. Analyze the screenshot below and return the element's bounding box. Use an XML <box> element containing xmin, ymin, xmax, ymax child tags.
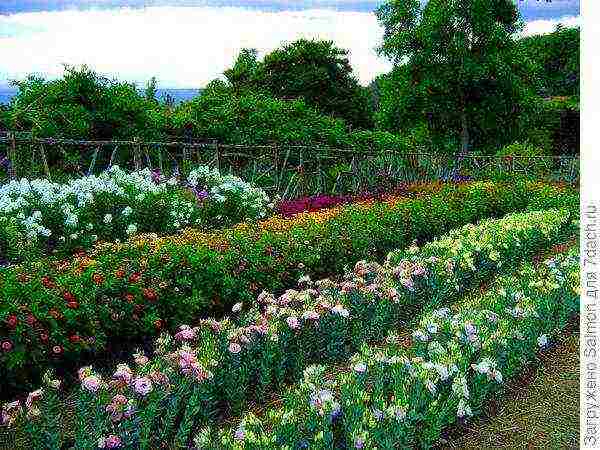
<box><xmin>0</xmin><ymin>182</ymin><xmax>578</xmax><ymax>393</ymax></box>
<box><xmin>0</xmin><ymin>165</ymin><xmax>271</xmax><ymax>263</ymax></box>
<box><xmin>0</xmin><ymin>208</ymin><xmax>575</xmax><ymax>448</ymax></box>
<box><xmin>211</xmin><ymin>246</ymin><xmax>580</xmax><ymax>448</ymax></box>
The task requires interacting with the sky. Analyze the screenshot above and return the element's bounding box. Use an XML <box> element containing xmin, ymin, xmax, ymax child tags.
<box><xmin>0</xmin><ymin>0</ymin><xmax>581</xmax><ymax>88</ymax></box>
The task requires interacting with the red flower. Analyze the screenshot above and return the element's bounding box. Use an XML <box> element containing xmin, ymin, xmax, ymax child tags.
<box><xmin>52</xmin><ymin>345</ymin><xmax>63</xmax><ymax>355</ymax></box>
<box><xmin>124</xmin><ymin>293</ymin><xmax>135</xmax><ymax>303</ymax></box>
<box><xmin>115</xmin><ymin>269</ymin><xmax>126</xmax><ymax>279</ymax></box>
<box><xmin>40</xmin><ymin>333</ymin><xmax>49</xmax><ymax>343</ymax></box>
<box><xmin>154</xmin><ymin>319</ymin><xmax>163</xmax><ymax>330</ymax></box>
<box><xmin>26</xmin><ymin>314</ymin><xmax>36</xmax><ymax>325</ymax></box>
<box><xmin>92</xmin><ymin>273</ymin><xmax>105</xmax><ymax>285</ymax></box>
<box><xmin>142</xmin><ymin>288</ymin><xmax>157</xmax><ymax>302</ymax></box>
<box><xmin>41</xmin><ymin>276</ymin><xmax>55</xmax><ymax>288</ymax></box>
<box><xmin>6</xmin><ymin>315</ymin><xmax>18</xmax><ymax>329</ymax></box>
<box><xmin>129</xmin><ymin>272</ymin><xmax>141</xmax><ymax>283</ymax></box>
<box><xmin>1</xmin><ymin>341</ymin><xmax>12</xmax><ymax>352</ymax></box>
<box><xmin>67</xmin><ymin>302</ymin><xmax>79</xmax><ymax>310</ymax></box>
<box><xmin>63</xmin><ymin>291</ymin><xmax>76</xmax><ymax>303</ymax></box>
<box><xmin>69</xmin><ymin>334</ymin><xmax>80</xmax><ymax>343</ymax></box>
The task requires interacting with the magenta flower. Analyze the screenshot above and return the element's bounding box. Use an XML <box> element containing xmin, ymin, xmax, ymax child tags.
<box><xmin>104</xmin><ymin>435</ymin><xmax>122</xmax><ymax>448</ymax></box>
<box><xmin>175</xmin><ymin>325</ymin><xmax>196</xmax><ymax>341</ymax></box>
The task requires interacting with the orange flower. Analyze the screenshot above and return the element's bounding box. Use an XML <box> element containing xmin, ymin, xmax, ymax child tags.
<box><xmin>142</xmin><ymin>288</ymin><xmax>157</xmax><ymax>302</ymax></box>
<box><xmin>92</xmin><ymin>273</ymin><xmax>105</xmax><ymax>285</ymax></box>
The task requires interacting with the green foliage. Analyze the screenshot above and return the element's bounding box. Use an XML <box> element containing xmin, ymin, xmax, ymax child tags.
<box><xmin>6</xmin><ymin>66</ymin><xmax>167</xmax><ymax>141</ymax></box>
<box><xmin>518</xmin><ymin>26</ymin><xmax>580</xmax><ymax>97</ymax></box>
<box><xmin>171</xmin><ymin>81</ymin><xmax>350</xmax><ymax>147</ymax></box>
<box><xmin>375</xmin><ymin>0</ymin><xmax>537</xmax><ymax>153</ymax></box>
<box><xmin>225</xmin><ymin>40</ymin><xmax>375</xmax><ymax>129</ymax></box>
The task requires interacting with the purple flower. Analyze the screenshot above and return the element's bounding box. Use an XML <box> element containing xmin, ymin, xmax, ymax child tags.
<box><xmin>234</xmin><ymin>425</ymin><xmax>245</xmax><ymax>440</ymax></box>
<box><xmin>133</xmin><ymin>377</ymin><xmax>153</xmax><ymax>396</ymax></box>
<box><xmin>81</xmin><ymin>375</ymin><xmax>101</xmax><ymax>393</ymax></box>
<box><xmin>355</xmin><ymin>438</ymin><xmax>365</xmax><ymax>449</ymax></box>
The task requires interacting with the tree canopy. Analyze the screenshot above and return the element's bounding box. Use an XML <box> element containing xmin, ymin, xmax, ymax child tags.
<box><xmin>224</xmin><ymin>39</ymin><xmax>374</xmax><ymax>129</ymax></box>
<box><xmin>375</xmin><ymin>0</ymin><xmax>537</xmax><ymax>153</ymax></box>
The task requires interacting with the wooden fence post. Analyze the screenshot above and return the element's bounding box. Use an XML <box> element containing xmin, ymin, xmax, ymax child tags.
<box><xmin>40</xmin><ymin>143</ymin><xmax>51</xmax><ymax>180</ymax></box>
<box><xmin>214</xmin><ymin>141</ymin><xmax>221</xmax><ymax>173</ymax></box>
<box><xmin>7</xmin><ymin>132</ymin><xmax>17</xmax><ymax>179</ymax></box>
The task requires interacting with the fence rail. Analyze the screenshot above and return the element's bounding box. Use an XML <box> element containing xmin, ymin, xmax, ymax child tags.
<box><xmin>0</xmin><ymin>132</ymin><xmax>580</xmax><ymax>199</ymax></box>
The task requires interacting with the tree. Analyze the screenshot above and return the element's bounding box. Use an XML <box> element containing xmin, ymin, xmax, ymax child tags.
<box><xmin>517</xmin><ymin>25</ymin><xmax>580</xmax><ymax>97</ymax></box>
<box><xmin>225</xmin><ymin>40</ymin><xmax>375</xmax><ymax>129</ymax></box>
<box><xmin>376</xmin><ymin>0</ymin><xmax>535</xmax><ymax>153</ymax></box>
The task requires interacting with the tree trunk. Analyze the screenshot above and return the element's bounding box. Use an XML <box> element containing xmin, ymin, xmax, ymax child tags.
<box><xmin>460</xmin><ymin>109</ymin><xmax>469</xmax><ymax>154</ymax></box>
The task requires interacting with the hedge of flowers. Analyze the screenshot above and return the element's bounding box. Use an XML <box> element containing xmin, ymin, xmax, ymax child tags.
<box><xmin>0</xmin><ymin>209</ymin><xmax>576</xmax><ymax>448</ymax></box>
<box><xmin>211</xmin><ymin>246</ymin><xmax>579</xmax><ymax>449</ymax></box>
<box><xmin>0</xmin><ymin>182</ymin><xmax>578</xmax><ymax>393</ymax></box>
<box><xmin>0</xmin><ymin>165</ymin><xmax>271</xmax><ymax>263</ymax></box>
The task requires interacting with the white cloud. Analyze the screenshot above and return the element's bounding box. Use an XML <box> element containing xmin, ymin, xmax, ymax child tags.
<box><xmin>522</xmin><ymin>15</ymin><xmax>581</xmax><ymax>36</ymax></box>
<box><xmin>0</xmin><ymin>6</ymin><xmax>391</xmax><ymax>87</ymax></box>
<box><xmin>0</xmin><ymin>7</ymin><xmax>580</xmax><ymax>88</ymax></box>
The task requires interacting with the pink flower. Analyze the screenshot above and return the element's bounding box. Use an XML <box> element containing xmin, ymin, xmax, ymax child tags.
<box><xmin>82</xmin><ymin>375</ymin><xmax>101</xmax><ymax>393</ymax></box>
<box><xmin>104</xmin><ymin>435</ymin><xmax>122</xmax><ymax>448</ymax></box>
<box><xmin>25</xmin><ymin>389</ymin><xmax>43</xmax><ymax>409</ymax></box>
<box><xmin>78</xmin><ymin>366</ymin><xmax>93</xmax><ymax>381</ymax></box>
<box><xmin>286</xmin><ymin>316</ymin><xmax>300</xmax><ymax>329</ymax></box>
<box><xmin>302</xmin><ymin>310</ymin><xmax>320</xmax><ymax>321</ymax></box>
<box><xmin>228</xmin><ymin>342</ymin><xmax>241</xmax><ymax>354</ymax></box>
<box><xmin>113</xmin><ymin>364</ymin><xmax>133</xmax><ymax>385</ymax></box>
<box><xmin>133</xmin><ymin>352</ymin><xmax>149</xmax><ymax>366</ymax></box>
<box><xmin>133</xmin><ymin>377</ymin><xmax>153</xmax><ymax>396</ymax></box>
<box><xmin>1</xmin><ymin>341</ymin><xmax>12</xmax><ymax>352</ymax></box>
<box><xmin>175</xmin><ymin>325</ymin><xmax>196</xmax><ymax>341</ymax></box>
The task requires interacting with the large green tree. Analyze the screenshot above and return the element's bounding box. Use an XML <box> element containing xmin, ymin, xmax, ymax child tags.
<box><xmin>376</xmin><ymin>0</ymin><xmax>536</xmax><ymax>153</ymax></box>
<box><xmin>224</xmin><ymin>40</ymin><xmax>375</xmax><ymax>129</ymax></box>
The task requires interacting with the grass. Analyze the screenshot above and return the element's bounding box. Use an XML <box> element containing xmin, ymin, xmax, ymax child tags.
<box><xmin>441</xmin><ymin>326</ymin><xmax>580</xmax><ymax>450</ymax></box>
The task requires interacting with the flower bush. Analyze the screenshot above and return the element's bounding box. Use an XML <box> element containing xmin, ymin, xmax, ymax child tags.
<box><xmin>0</xmin><ymin>165</ymin><xmax>270</xmax><ymax>262</ymax></box>
<box><xmin>0</xmin><ymin>209</ymin><xmax>576</xmax><ymax>448</ymax></box>
<box><xmin>0</xmin><ymin>182</ymin><xmax>578</xmax><ymax>393</ymax></box>
<box><xmin>212</xmin><ymin>246</ymin><xmax>579</xmax><ymax>449</ymax></box>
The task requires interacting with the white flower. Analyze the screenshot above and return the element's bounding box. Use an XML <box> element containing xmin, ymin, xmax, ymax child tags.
<box><xmin>122</xmin><ymin>206</ymin><xmax>133</xmax><ymax>216</ymax></box>
<box><xmin>457</xmin><ymin>399</ymin><xmax>472</xmax><ymax>418</ymax></box>
<box><xmin>104</xmin><ymin>214</ymin><xmax>113</xmax><ymax>224</ymax></box>
<box><xmin>126</xmin><ymin>224</ymin><xmax>138</xmax><ymax>235</ymax></box>
<box><xmin>537</xmin><ymin>334</ymin><xmax>548</xmax><ymax>348</ymax></box>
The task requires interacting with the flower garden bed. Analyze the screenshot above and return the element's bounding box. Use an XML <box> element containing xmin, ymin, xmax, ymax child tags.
<box><xmin>0</xmin><ymin>181</ymin><xmax>578</xmax><ymax>395</ymax></box>
<box><xmin>0</xmin><ymin>208</ymin><xmax>578</xmax><ymax>449</ymax></box>
<box><xmin>211</xmin><ymin>245</ymin><xmax>579</xmax><ymax>448</ymax></box>
<box><xmin>0</xmin><ymin>166</ymin><xmax>271</xmax><ymax>263</ymax></box>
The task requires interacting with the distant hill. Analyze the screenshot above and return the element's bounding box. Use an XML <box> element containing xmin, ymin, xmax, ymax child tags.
<box><xmin>0</xmin><ymin>87</ymin><xmax>201</xmax><ymax>105</ymax></box>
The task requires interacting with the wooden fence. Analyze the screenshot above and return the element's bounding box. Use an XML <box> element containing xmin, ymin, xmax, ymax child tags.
<box><xmin>0</xmin><ymin>132</ymin><xmax>580</xmax><ymax>199</ymax></box>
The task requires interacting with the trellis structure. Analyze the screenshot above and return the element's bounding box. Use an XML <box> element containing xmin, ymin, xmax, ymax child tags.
<box><xmin>0</xmin><ymin>132</ymin><xmax>580</xmax><ymax>198</ymax></box>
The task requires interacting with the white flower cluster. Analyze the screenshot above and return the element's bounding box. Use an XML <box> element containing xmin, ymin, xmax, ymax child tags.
<box><xmin>187</xmin><ymin>166</ymin><xmax>271</xmax><ymax>220</ymax></box>
<box><xmin>0</xmin><ymin>166</ymin><xmax>186</xmax><ymax>249</ymax></box>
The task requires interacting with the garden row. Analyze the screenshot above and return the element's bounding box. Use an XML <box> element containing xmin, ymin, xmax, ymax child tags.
<box><xmin>0</xmin><ymin>165</ymin><xmax>271</xmax><ymax>262</ymax></box>
<box><xmin>0</xmin><ymin>181</ymin><xmax>578</xmax><ymax>393</ymax></box>
<box><xmin>210</xmin><ymin>245</ymin><xmax>580</xmax><ymax>448</ymax></box>
<box><xmin>0</xmin><ymin>208</ymin><xmax>577</xmax><ymax>448</ymax></box>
